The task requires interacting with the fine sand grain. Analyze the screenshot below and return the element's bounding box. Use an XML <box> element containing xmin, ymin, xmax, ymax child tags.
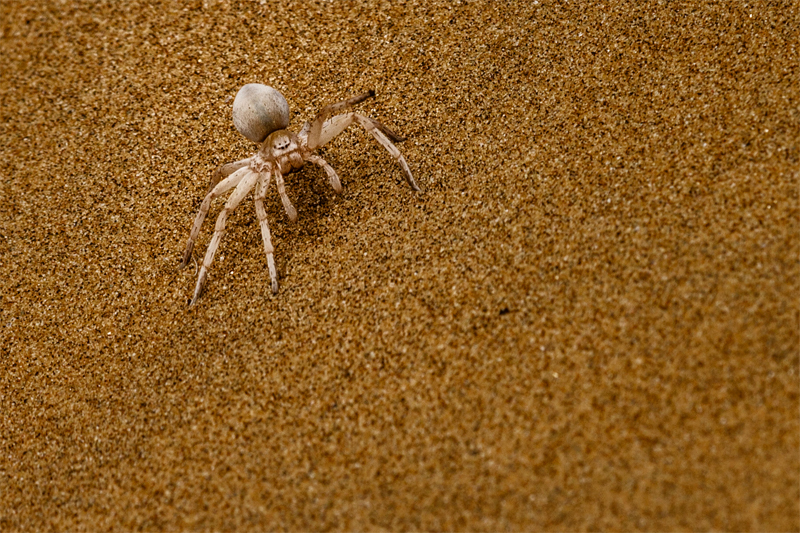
<box><xmin>1</xmin><ymin>1</ymin><xmax>798</xmax><ymax>530</ymax></box>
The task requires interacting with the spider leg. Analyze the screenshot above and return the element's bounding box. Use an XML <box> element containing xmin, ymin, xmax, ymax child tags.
<box><xmin>273</xmin><ymin>166</ymin><xmax>298</xmax><ymax>222</ymax></box>
<box><xmin>307</xmin><ymin>112</ymin><xmax>407</xmax><ymax>151</ymax></box>
<box><xmin>190</xmin><ymin>170</ymin><xmax>260</xmax><ymax>306</ymax></box>
<box><xmin>306</xmin><ymin>90</ymin><xmax>375</xmax><ymax>149</ymax></box>
<box><xmin>303</xmin><ymin>153</ymin><xmax>342</xmax><ymax>193</ymax></box>
<box><xmin>205</xmin><ymin>157</ymin><xmax>253</xmax><ymax>196</ymax></box>
<box><xmin>303</xmin><ymin>109</ymin><xmax>418</xmax><ymax>191</ymax></box>
<box><xmin>353</xmin><ymin>115</ymin><xmax>420</xmax><ymax>191</ymax></box>
<box><xmin>362</xmin><ymin>117</ymin><xmax>406</xmax><ymax>143</ymax></box>
<box><xmin>253</xmin><ymin>171</ymin><xmax>280</xmax><ymax>294</ymax></box>
<box><xmin>180</xmin><ymin>166</ymin><xmax>250</xmax><ymax>269</ymax></box>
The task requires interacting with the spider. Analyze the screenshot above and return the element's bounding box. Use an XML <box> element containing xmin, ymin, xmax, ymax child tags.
<box><xmin>179</xmin><ymin>84</ymin><xmax>420</xmax><ymax>305</ymax></box>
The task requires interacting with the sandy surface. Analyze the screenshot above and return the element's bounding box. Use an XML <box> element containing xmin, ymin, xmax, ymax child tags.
<box><xmin>1</xmin><ymin>0</ymin><xmax>798</xmax><ymax>530</ymax></box>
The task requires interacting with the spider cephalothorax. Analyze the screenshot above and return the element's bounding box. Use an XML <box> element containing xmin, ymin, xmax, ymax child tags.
<box><xmin>179</xmin><ymin>84</ymin><xmax>420</xmax><ymax>305</ymax></box>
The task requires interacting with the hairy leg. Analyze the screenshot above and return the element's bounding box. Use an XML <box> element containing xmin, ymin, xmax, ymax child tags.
<box><xmin>303</xmin><ymin>153</ymin><xmax>342</xmax><ymax>193</ymax></box>
<box><xmin>253</xmin><ymin>171</ymin><xmax>279</xmax><ymax>294</ymax></box>
<box><xmin>180</xmin><ymin>166</ymin><xmax>250</xmax><ymax>268</ymax></box>
<box><xmin>273</xmin><ymin>167</ymin><xmax>298</xmax><ymax>222</ymax></box>
<box><xmin>190</xmin><ymin>170</ymin><xmax>259</xmax><ymax>305</ymax></box>
<box><xmin>306</xmin><ymin>112</ymin><xmax>406</xmax><ymax>151</ymax></box>
<box><xmin>205</xmin><ymin>157</ymin><xmax>253</xmax><ymax>196</ymax></box>
<box><xmin>354</xmin><ymin>114</ymin><xmax>420</xmax><ymax>191</ymax></box>
<box><xmin>303</xmin><ymin>110</ymin><xmax>417</xmax><ymax>191</ymax></box>
<box><xmin>306</xmin><ymin>91</ymin><xmax>375</xmax><ymax>150</ymax></box>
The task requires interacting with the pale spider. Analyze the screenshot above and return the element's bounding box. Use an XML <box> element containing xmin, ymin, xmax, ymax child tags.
<box><xmin>179</xmin><ymin>84</ymin><xmax>420</xmax><ymax>305</ymax></box>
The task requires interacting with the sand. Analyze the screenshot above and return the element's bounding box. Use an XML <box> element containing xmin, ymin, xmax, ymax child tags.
<box><xmin>1</xmin><ymin>0</ymin><xmax>797</xmax><ymax>530</ymax></box>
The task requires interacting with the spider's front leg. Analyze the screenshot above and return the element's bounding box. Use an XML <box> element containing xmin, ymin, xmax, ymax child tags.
<box><xmin>253</xmin><ymin>171</ymin><xmax>280</xmax><ymax>294</ymax></box>
<box><xmin>273</xmin><ymin>166</ymin><xmax>298</xmax><ymax>222</ymax></box>
<box><xmin>190</xmin><ymin>170</ymin><xmax>259</xmax><ymax>306</ymax></box>
<box><xmin>205</xmin><ymin>157</ymin><xmax>253</xmax><ymax>196</ymax></box>
<box><xmin>303</xmin><ymin>152</ymin><xmax>342</xmax><ymax>193</ymax></box>
<box><xmin>180</xmin><ymin>166</ymin><xmax>250</xmax><ymax>269</ymax></box>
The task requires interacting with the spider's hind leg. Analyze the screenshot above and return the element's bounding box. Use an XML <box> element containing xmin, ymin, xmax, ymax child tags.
<box><xmin>306</xmin><ymin>91</ymin><xmax>376</xmax><ymax>149</ymax></box>
<box><xmin>353</xmin><ymin>115</ymin><xmax>420</xmax><ymax>192</ymax></box>
<box><xmin>368</xmin><ymin>117</ymin><xmax>406</xmax><ymax>143</ymax></box>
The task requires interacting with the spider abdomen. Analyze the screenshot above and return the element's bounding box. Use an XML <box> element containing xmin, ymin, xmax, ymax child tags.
<box><xmin>232</xmin><ymin>84</ymin><xmax>290</xmax><ymax>143</ymax></box>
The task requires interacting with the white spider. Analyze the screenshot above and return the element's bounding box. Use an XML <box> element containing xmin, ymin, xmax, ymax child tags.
<box><xmin>179</xmin><ymin>84</ymin><xmax>420</xmax><ymax>305</ymax></box>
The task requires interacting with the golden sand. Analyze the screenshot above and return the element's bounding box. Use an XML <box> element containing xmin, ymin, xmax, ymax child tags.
<box><xmin>1</xmin><ymin>1</ymin><xmax>797</xmax><ymax>530</ymax></box>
